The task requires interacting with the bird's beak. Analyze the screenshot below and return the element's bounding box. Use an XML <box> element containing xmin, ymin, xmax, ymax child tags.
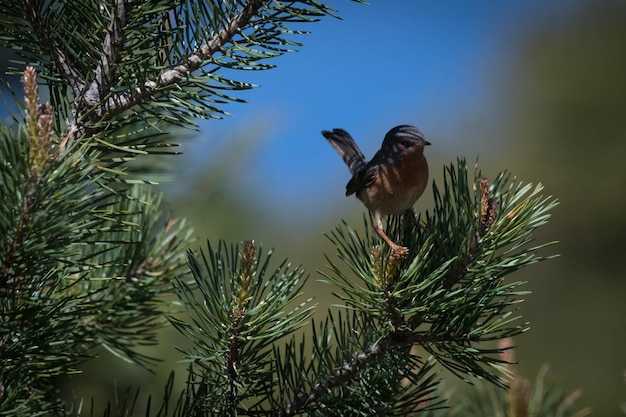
<box><xmin>423</xmin><ymin>140</ymin><xmax>431</xmax><ymax>146</ymax></box>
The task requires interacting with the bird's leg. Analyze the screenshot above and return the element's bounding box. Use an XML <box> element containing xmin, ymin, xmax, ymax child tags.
<box><xmin>372</xmin><ymin>212</ymin><xmax>409</xmax><ymax>259</ymax></box>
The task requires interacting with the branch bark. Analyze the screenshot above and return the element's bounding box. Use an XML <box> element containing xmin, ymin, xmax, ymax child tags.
<box><xmin>274</xmin><ymin>331</ymin><xmax>472</xmax><ymax>417</ymax></box>
<box><xmin>84</xmin><ymin>0</ymin><xmax>128</xmax><ymax>109</ymax></box>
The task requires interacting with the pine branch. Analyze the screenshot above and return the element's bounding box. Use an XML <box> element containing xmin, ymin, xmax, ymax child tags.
<box><xmin>286</xmin><ymin>158</ymin><xmax>559</xmax><ymax>414</ymax></box>
<box><xmin>84</xmin><ymin>0</ymin><xmax>265</xmax><ymax>123</ymax></box>
<box><xmin>2</xmin><ymin>1</ymin><xmax>363</xmax><ymax>150</ymax></box>
<box><xmin>0</xmin><ymin>67</ymin><xmax>193</xmax><ymax>413</ymax></box>
<box><xmin>1</xmin><ymin>67</ymin><xmax>61</xmax><ymax>285</ymax></box>
<box><xmin>276</xmin><ymin>329</ymin><xmax>447</xmax><ymax>417</ymax></box>
<box><xmin>169</xmin><ymin>240</ymin><xmax>314</xmax><ymax>415</ymax></box>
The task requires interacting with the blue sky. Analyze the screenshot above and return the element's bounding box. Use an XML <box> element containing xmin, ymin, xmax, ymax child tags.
<box><xmin>0</xmin><ymin>1</ymin><xmax>576</xmax><ymax>220</ymax></box>
<box><xmin>172</xmin><ymin>0</ymin><xmax>577</xmax><ymax>220</ymax></box>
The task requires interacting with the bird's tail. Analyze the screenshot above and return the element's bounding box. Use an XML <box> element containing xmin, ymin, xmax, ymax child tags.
<box><xmin>321</xmin><ymin>128</ymin><xmax>367</xmax><ymax>176</ymax></box>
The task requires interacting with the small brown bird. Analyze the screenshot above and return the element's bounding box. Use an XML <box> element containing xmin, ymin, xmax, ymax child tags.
<box><xmin>322</xmin><ymin>125</ymin><xmax>430</xmax><ymax>257</ymax></box>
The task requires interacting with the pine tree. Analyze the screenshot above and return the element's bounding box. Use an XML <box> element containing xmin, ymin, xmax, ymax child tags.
<box><xmin>0</xmin><ymin>1</ymin><xmax>585</xmax><ymax>416</ymax></box>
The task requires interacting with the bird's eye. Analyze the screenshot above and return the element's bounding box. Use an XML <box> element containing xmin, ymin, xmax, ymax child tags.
<box><xmin>397</xmin><ymin>139</ymin><xmax>408</xmax><ymax>148</ymax></box>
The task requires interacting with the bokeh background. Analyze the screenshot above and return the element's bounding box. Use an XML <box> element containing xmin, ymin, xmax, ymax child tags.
<box><xmin>4</xmin><ymin>0</ymin><xmax>626</xmax><ymax>414</ymax></box>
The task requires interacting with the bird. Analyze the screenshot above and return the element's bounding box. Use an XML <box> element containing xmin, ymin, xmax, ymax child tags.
<box><xmin>321</xmin><ymin>125</ymin><xmax>430</xmax><ymax>258</ymax></box>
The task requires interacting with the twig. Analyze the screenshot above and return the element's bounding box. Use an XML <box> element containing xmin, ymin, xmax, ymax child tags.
<box><xmin>84</xmin><ymin>0</ymin><xmax>128</xmax><ymax>109</ymax></box>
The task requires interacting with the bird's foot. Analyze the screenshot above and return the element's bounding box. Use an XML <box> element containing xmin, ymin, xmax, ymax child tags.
<box><xmin>390</xmin><ymin>244</ymin><xmax>409</xmax><ymax>260</ymax></box>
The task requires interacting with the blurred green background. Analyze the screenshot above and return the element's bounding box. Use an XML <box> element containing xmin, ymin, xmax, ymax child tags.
<box><xmin>45</xmin><ymin>1</ymin><xmax>626</xmax><ymax>415</ymax></box>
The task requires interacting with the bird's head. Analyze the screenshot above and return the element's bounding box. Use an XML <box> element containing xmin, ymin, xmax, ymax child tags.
<box><xmin>382</xmin><ymin>125</ymin><xmax>430</xmax><ymax>154</ymax></box>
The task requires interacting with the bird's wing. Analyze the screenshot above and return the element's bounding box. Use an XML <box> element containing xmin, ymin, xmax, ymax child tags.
<box><xmin>346</xmin><ymin>163</ymin><xmax>379</xmax><ymax>196</ymax></box>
